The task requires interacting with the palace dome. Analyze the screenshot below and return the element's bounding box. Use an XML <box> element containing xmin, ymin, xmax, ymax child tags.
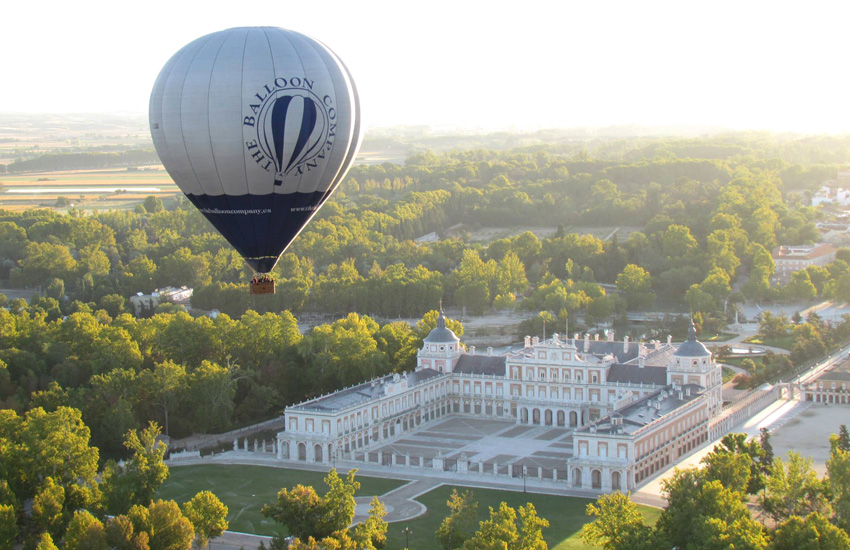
<box><xmin>673</xmin><ymin>320</ymin><xmax>711</xmax><ymax>357</ymax></box>
<box><xmin>424</xmin><ymin>311</ymin><xmax>460</xmax><ymax>344</ymax></box>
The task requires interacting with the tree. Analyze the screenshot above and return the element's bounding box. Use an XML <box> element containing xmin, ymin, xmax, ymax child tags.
<box><xmin>34</xmin><ymin>532</ymin><xmax>59</xmax><ymax>550</ymax></box>
<box><xmin>182</xmin><ymin>491</ymin><xmax>229</xmax><ymax>549</ymax></box>
<box><xmin>771</xmin><ymin>512</ymin><xmax>850</xmax><ymax>550</ymax></box>
<box><xmin>827</xmin><ymin>434</ymin><xmax>850</xmax><ymax>531</ymax></box>
<box><xmin>463</xmin><ymin>502</ymin><xmax>548</xmax><ymax>550</ymax></box>
<box><xmin>0</xmin><ymin>504</ymin><xmax>18</xmax><ymax>550</ymax></box>
<box><xmin>32</xmin><ymin>477</ymin><xmax>67</xmax><ymax>541</ymax></box>
<box><xmin>64</xmin><ymin>510</ymin><xmax>107</xmax><ymax>550</ymax></box>
<box><xmin>262</xmin><ymin>469</ymin><xmax>360</xmax><ymax>543</ymax></box>
<box><xmin>101</xmin><ymin>422</ymin><xmax>170</xmax><ymax>515</ymax></box>
<box><xmin>702</xmin><ymin>448</ymin><xmax>753</xmax><ymax>496</ymax></box>
<box><xmin>129</xmin><ymin>500</ymin><xmax>195</xmax><ymax>550</ymax></box>
<box><xmin>139</xmin><ymin>361</ymin><xmax>187</xmax><ymax>436</ymax></box>
<box><xmin>516</xmin><ymin>503</ymin><xmax>548</xmax><ymax>550</ymax></box>
<box><xmin>759</xmin><ymin>313</ymin><xmax>789</xmax><ymax>341</ymax></box>
<box><xmin>760</xmin><ymin>428</ymin><xmax>775</xmax><ymax>475</ymax></box>
<box><xmin>105</xmin><ymin>515</ymin><xmax>150</xmax><ymax>550</ymax></box>
<box><xmin>2</xmin><ymin>407</ymin><xmax>100</xmax><ymax>516</ymax></box>
<box><xmin>143</xmin><ymin>196</ymin><xmax>164</xmax><ymax>213</ymax></box>
<box><xmin>580</xmin><ymin>492</ymin><xmax>651</xmax><ymax>550</ymax></box>
<box><xmin>436</xmin><ymin>489</ymin><xmax>478</xmax><ymax>550</ymax></box>
<box><xmin>762</xmin><ymin>451</ymin><xmax>828</xmax><ymax>523</ymax></box>
<box><xmin>836</xmin><ymin>425</ymin><xmax>850</xmax><ymax>452</ymax></box>
<box><xmin>463</xmin><ymin>502</ymin><xmax>518</xmax><ymax>550</ymax></box>
<box><xmin>187</xmin><ymin>361</ymin><xmax>235</xmax><ymax>433</ymax></box>
<box><xmin>351</xmin><ymin>497</ymin><xmax>387</xmax><ymax>550</ymax></box>
<box><xmin>687</xmin><ymin>481</ymin><xmax>767</xmax><ymax>550</ymax></box>
<box><xmin>615</xmin><ymin>264</ymin><xmax>654</xmax><ymax>310</ymax></box>
<box><xmin>18</xmin><ymin>242</ymin><xmax>77</xmax><ymax>287</ymax></box>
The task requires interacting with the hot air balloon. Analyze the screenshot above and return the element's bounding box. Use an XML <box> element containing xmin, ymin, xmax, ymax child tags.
<box><xmin>149</xmin><ymin>27</ymin><xmax>361</xmax><ymax>294</ymax></box>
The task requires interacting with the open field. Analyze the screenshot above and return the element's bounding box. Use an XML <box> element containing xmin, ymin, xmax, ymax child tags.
<box><xmin>769</xmin><ymin>403</ymin><xmax>849</xmax><ymax>477</ymax></box>
<box><xmin>387</xmin><ymin>484</ymin><xmax>661</xmax><ymax>550</ymax></box>
<box><xmin>156</xmin><ymin>464</ymin><xmax>407</xmax><ymax>536</ymax></box>
<box><xmin>0</xmin><ymin>167</ymin><xmax>179</xmax><ymax>211</ymax></box>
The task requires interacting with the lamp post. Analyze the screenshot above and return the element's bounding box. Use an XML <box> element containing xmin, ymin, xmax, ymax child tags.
<box><xmin>402</xmin><ymin>526</ymin><xmax>413</xmax><ymax>549</ymax></box>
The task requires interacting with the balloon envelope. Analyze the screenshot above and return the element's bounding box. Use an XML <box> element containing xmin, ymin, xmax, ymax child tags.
<box><xmin>150</xmin><ymin>27</ymin><xmax>361</xmax><ymax>273</ymax></box>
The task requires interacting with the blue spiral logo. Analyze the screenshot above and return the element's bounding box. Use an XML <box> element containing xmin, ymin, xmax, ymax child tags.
<box><xmin>250</xmin><ymin>84</ymin><xmax>330</xmax><ymax>185</ymax></box>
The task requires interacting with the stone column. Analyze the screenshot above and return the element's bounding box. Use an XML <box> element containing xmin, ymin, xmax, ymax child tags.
<box><xmin>233</xmin><ymin>438</ymin><xmax>238</xmax><ymax>451</ymax></box>
<box><xmin>243</xmin><ymin>438</ymin><xmax>249</xmax><ymax>452</ymax></box>
<box><xmin>493</xmin><ymin>461</ymin><xmax>499</xmax><ymax>476</ymax></box>
<box><xmin>507</xmin><ymin>464</ymin><xmax>513</xmax><ymax>477</ymax></box>
<box><xmin>457</xmin><ymin>453</ymin><xmax>468</xmax><ymax>474</ymax></box>
<box><xmin>405</xmin><ymin>453</ymin><xmax>410</xmax><ymax>467</ymax></box>
<box><xmin>391</xmin><ymin>453</ymin><xmax>397</xmax><ymax>466</ymax></box>
<box><xmin>538</xmin><ymin>466</ymin><xmax>543</xmax><ymax>480</ymax></box>
<box><xmin>262</xmin><ymin>441</ymin><xmax>266</xmax><ymax>453</ymax></box>
<box><xmin>253</xmin><ymin>439</ymin><xmax>258</xmax><ymax>452</ymax></box>
<box><xmin>479</xmin><ymin>460</ymin><xmax>485</xmax><ymax>474</ymax></box>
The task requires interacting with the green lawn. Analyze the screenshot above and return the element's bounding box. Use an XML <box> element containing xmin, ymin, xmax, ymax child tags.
<box><xmin>387</xmin><ymin>485</ymin><xmax>660</xmax><ymax>550</ymax></box>
<box><xmin>703</xmin><ymin>332</ymin><xmax>737</xmax><ymax>342</ymax></box>
<box><xmin>157</xmin><ymin>466</ymin><xmax>662</xmax><ymax>549</ymax></box>
<box><xmin>156</xmin><ymin>464</ymin><xmax>406</xmax><ymax>536</ymax></box>
<box><xmin>743</xmin><ymin>334</ymin><xmax>795</xmax><ymax>351</ymax></box>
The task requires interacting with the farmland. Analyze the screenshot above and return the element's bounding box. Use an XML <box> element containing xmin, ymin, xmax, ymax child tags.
<box><xmin>0</xmin><ymin>167</ymin><xmax>179</xmax><ymax>211</ymax></box>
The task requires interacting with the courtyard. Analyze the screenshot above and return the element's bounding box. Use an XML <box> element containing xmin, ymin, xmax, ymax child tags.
<box><xmin>349</xmin><ymin>416</ymin><xmax>575</xmax><ymax>482</ymax></box>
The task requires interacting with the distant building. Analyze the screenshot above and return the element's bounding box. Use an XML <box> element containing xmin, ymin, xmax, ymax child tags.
<box><xmin>771</xmin><ymin>243</ymin><xmax>836</xmax><ymax>284</ymax></box>
<box><xmin>276</xmin><ymin>313</ymin><xmax>722</xmax><ymax>492</ymax></box>
<box><xmin>801</xmin><ymin>363</ymin><xmax>850</xmax><ymax>405</ymax></box>
<box><xmin>129</xmin><ymin>286</ymin><xmax>193</xmax><ymax>316</ymax></box>
<box><xmin>811</xmin><ymin>185</ymin><xmax>850</xmax><ymax>207</ymax></box>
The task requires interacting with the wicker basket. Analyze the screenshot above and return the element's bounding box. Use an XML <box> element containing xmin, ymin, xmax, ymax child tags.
<box><xmin>250</xmin><ymin>280</ymin><xmax>275</xmax><ymax>295</ymax></box>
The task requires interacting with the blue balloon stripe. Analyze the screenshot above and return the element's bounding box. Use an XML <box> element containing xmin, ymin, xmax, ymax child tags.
<box><xmin>270</xmin><ymin>95</ymin><xmax>294</xmax><ymax>176</ymax></box>
<box><xmin>186</xmin><ymin>192</ymin><xmax>324</xmax><ymax>273</ymax></box>
<box><xmin>287</xmin><ymin>98</ymin><xmax>318</xmax><ymax>172</ymax></box>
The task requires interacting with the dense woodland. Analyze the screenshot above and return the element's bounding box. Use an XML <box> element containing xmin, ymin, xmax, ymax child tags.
<box><xmin>3</xmin><ymin>132</ymin><xmax>850</xmax><ymax>451</ymax></box>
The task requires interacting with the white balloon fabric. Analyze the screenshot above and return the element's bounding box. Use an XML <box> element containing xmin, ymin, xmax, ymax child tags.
<box><xmin>150</xmin><ymin>27</ymin><xmax>361</xmax><ymax>273</ymax></box>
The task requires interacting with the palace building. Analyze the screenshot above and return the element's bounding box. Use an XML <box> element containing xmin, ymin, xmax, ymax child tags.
<box><xmin>276</xmin><ymin>313</ymin><xmax>722</xmax><ymax>491</ymax></box>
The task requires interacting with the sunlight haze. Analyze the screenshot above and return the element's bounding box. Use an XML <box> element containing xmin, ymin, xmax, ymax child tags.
<box><xmin>4</xmin><ymin>0</ymin><xmax>849</xmax><ymax>133</ymax></box>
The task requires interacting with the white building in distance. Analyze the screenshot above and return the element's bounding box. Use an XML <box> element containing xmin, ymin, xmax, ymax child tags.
<box><xmin>277</xmin><ymin>313</ymin><xmax>722</xmax><ymax>492</ymax></box>
<box><xmin>129</xmin><ymin>286</ymin><xmax>193</xmax><ymax>316</ymax></box>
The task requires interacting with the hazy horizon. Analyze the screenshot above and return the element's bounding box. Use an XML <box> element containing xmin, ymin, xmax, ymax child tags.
<box><xmin>4</xmin><ymin>0</ymin><xmax>850</xmax><ymax>134</ymax></box>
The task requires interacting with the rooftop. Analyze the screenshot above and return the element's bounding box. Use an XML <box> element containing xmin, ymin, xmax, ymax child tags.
<box><xmin>772</xmin><ymin>243</ymin><xmax>836</xmax><ymax>260</ymax></box>
<box><xmin>454</xmin><ymin>354</ymin><xmax>506</xmax><ymax>376</ymax></box>
<box><xmin>290</xmin><ymin>368</ymin><xmax>446</xmax><ymax>413</ymax></box>
<box><xmin>577</xmin><ymin>383</ymin><xmax>704</xmax><ymax>436</ymax></box>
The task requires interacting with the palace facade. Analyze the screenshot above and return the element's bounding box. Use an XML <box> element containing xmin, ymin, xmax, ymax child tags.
<box><xmin>276</xmin><ymin>313</ymin><xmax>722</xmax><ymax>491</ymax></box>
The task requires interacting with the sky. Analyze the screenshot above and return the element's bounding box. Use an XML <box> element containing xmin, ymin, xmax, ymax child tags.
<box><xmin>3</xmin><ymin>0</ymin><xmax>849</xmax><ymax>133</ymax></box>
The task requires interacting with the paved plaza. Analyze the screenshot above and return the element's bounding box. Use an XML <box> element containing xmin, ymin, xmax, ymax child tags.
<box><xmin>357</xmin><ymin>417</ymin><xmax>574</xmax><ymax>479</ymax></box>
